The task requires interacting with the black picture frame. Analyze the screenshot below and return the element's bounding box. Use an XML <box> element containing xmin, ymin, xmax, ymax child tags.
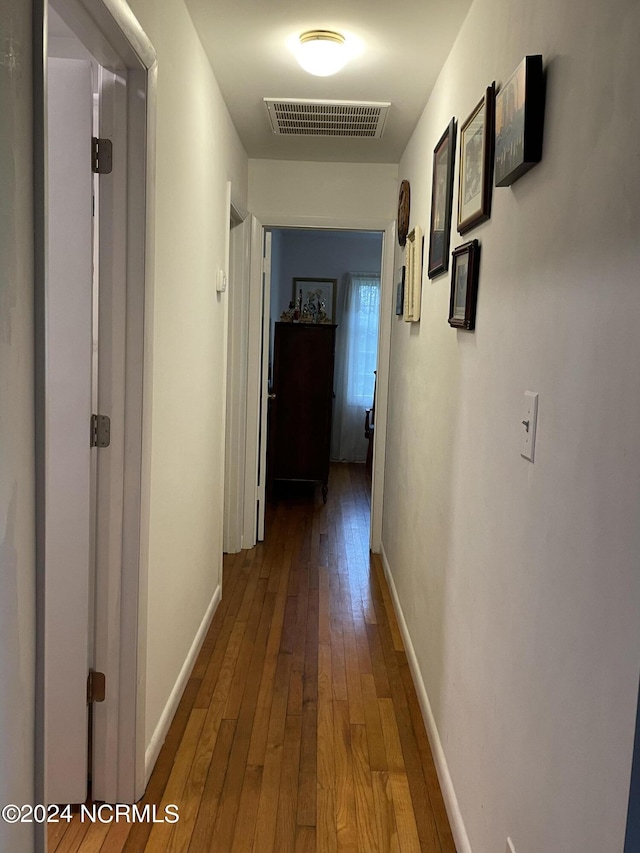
<box><xmin>448</xmin><ymin>240</ymin><xmax>480</xmax><ymax>330</ymax></box>
<box><xmin>495</xmin><ymin>55</ymin><xmax>545</xmax><ymax>187</ymax></box>
<box><xmin>457</xmin><ymin>84</ymin><xmax>495</xmax><ymax>235</ymax></box>
<box><xmin>428</xmin><ymin>118</ymin><xmax>457</xmax><ymax>279</ymax></box>
<box><xmin>395</xmin><ymin>266</ymin><xmax>405</xmax><ymax>316</ymax></box>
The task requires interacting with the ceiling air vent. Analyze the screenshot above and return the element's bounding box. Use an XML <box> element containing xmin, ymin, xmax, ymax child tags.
<box><xmin>264</xmin><ymin>98</ymin><xmax>390</xmax><ymax>138</ymax></box>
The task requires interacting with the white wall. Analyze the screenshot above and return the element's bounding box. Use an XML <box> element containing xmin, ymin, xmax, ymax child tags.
<box><xmin>0</xmin><ymin>1</ymin><xmax>36</xmax><ymax>850</ymax></box>
<box><xmin>125</xmin><ymin>0</ymin><xmax>248</xmax><ymax>754</ymax></box>
<box><xmin>249</xmin><ymin>159</ymin><xmax>397</xmax><ymax>227</ymax></box>
<box><xmin>382</xmin><ymin>1</ymin><xmax>640</xmax><ymax>852</ymax></box>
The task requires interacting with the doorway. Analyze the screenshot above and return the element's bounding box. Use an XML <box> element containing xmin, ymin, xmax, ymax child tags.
<box><xmin>232</xmin><ymin>218</ymin><xmax>394</xmax><ymax>555</ymax></box>
<box><xmin>268</xmin><ymin>228</ymin><xmax>383</xmax><ymax>484</ymax></box>
<box><xmin>34</xmin><ymin>0</ymin><xmax>156</xmax><ymax>810</ymax></box>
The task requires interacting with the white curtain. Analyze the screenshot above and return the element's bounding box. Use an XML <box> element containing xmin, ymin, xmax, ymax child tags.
<box><xmin>331</xmin><ymin>272</ymin><xmax>380</xmax><ymax>462</ymax></box>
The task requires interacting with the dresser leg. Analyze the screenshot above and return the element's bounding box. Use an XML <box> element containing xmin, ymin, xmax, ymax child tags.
<box><xmin>322</xmin><ymin>484</ymin><xmax>328</xmax><ymax>503</ymax></box>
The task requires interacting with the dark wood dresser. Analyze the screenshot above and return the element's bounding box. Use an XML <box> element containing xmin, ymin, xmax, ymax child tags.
<box><xmin>268</xmin><ymin>322</ymin><xmax>337</xmax><ymax>501</ymax></box>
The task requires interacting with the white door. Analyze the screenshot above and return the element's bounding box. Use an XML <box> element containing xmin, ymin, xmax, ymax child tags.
<box><xmin>243</xmin><ymin>218</ymin><xmax>271</xmax><ymax>547</ymax></box>
<box><xmin>41</xmin><ymin>0</ymin><xmax>155</xmax><ymax>806</ymax></box>
<box><xmin>257</xmin><ymin>231</ymin><xmax>272</xmax><ymax>541</ymax></box>
<box><xmin>45</xmin><ymin>57</ymin><xmax>94</xmax><ymax>805</ymax></box>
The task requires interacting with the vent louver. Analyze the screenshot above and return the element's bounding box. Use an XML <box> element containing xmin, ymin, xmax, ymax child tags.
<box><xmin>264</xmin><ymin>98</ymin><xmax>390</xmax><ymax>138</ymax></box>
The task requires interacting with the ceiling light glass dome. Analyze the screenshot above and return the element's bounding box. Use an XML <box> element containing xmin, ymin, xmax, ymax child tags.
<box><xmin>295</xmin><ymin>30</ymin><xmax>349</xmax><ymax>77</ymax></box>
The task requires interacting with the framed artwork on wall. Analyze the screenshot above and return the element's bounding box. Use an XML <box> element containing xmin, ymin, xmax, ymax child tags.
<box><xmin>395</xmin><ymin>265</ymin><xmax>405</xmax><ymax>316</ymax></box>
<box><xmin>404</xmin><ymin>226</ymin><xmax>423</xmax><ymax>323</ymax></box>
<box><xmin>495</xmin><ymin>55</ymin><xmax>545</xmax><ymax>187</ymax></box>
<box><xmin>292</xmin><ymin>277</ymin><xmax>337</xmax><ymax>323</ymax></box>
<box><xmin>448</xmin><ymin>239</ymin><xmax>480</xmax><ymax>330</ymax></box>
<box><xmin>457</xmin><ymin>83</ymin><xmax>495</xmax><ymax>235</ymax></box>
<box><xmin>428</xmin><ymin>117</ymin><xmax>457</xmax><ymax>278</ymax></box>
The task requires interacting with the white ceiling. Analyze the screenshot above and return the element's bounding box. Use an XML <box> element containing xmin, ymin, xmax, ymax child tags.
<box><xmin>185</xmin><ymin>0</ymin><xmax>473</xmax><ymax>164</ymax></box>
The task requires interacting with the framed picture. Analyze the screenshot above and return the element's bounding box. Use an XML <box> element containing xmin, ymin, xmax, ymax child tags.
<box><xmin>395</xmin><ymin>266</ymin><xmax>405</xmax><ymax>316</ymax></box>
<box><xmin>457</xmin><ymin>84</ymin><xmax>495</xmax><ymax>234</ymax></box>
<box><xmin>495</xmin><ymin>55</ymin><xmax>545</xmax><ymax>187</ymax></box>
<box><xmin>428</xmin><ymin>118</ymin><xmax>457</xmax><ymax>278</ymax></box>
<box><xmin>448</xmin><ymin>240</ymin><xmax>480</xmax><ymax>330</ymax></box>
<box><xmin>404</xmin><ymin>226</ymin><xmax>423</xmax><ymax>323</ymax></box>
<box><xmin>292</xmin><ymin>277</ymin><xmax>336</xmax><ymax>323</ymax></box>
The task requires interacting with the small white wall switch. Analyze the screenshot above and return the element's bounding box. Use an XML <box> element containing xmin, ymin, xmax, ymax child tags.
<box><xmin>216</xmin><ymin>269</ymin><xmax>227</xmax><ymax>292</ymax></box>
<box><xmin>506</xmin><ymin>839</ymin><xmax>516</xmax><ymax>853</ymax></box>
<box><xmin>521</xmin><ymin>391</ymin><xmax>538</xmax><ymax>462</ymax></box>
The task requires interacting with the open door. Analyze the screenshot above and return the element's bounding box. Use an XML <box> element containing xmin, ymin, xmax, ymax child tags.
<box><xmin>45</xmin><ymin>57</ymin><xmax>94</xmax><ymax>805</ymax></box>
<box><xmin>40</xmin><ymin>0</ymin><xmax>156</xmax><ymax>806</ymax></box>
<box><xmin>243</xmin><ymin>218</ymin><xmax>271</xmax><ymax>547</ymax></box>
<box><xmin>244</xmin><ymin>221</ymin><xmax>394</xmax><ymax>551</ymax></box>
<box><xmin>257</xmin><ymin>231</ymin><xmax>272</xmax><ymax>541</ymax></box>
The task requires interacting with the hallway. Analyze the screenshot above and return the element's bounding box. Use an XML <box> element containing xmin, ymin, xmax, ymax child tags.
<box><xmin>49</xmin><ymin>464</ymin><xmax>454</xmax><ymax>853</ymax></box>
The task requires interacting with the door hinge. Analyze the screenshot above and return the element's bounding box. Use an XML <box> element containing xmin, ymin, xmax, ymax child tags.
<box><xmin>87</xmin><ymin>670</ymin><xmax>106</xmax><ymax>704</ymax></box>
<box><xmin>90</xmin><ymin>414</ymin><xmax>111</xmax><ymax>448</ymax></box>
<box><xmin>92</xmin><ymin>136</ymin><xmax>113</xmax><ymax>174</ymax></box>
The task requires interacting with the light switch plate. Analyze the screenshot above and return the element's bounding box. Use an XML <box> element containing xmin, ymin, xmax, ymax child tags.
<box><xmin>521</xmin><ymin>391</ymin><xmax>538</xmax><ymax>462</ymax></box>
<box><xmin>216</xmin><ymin>269</ymin><xmax>227</xmax><ymax>292</ymax></box>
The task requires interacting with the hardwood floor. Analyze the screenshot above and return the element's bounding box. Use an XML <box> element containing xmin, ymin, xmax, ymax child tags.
<box><xmin>49</xmin><ymin>463</ymin><xmax>455</xmax><ymax>852</ymax></box>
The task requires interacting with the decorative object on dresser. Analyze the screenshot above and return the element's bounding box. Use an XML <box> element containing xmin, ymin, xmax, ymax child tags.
<box><xmin>448</xmin><ymin>239</ymin><xmax>480</xmax><ymax>330</ymax></box>
<box><xmin>268</xmin><ymin>322</ymin><xmax>337</xmax><ymax>502</ymax></box>
<box><xmin>403</xmin><ymin>226</ymin><xmax>423</xmax><ymax>322</ymax></box>
<box><xmin>428</xmin><ymin>117</ymin><xmax>457</xmax><ymax>278</ymax></box>
<box><xmin>495</xmin><ymin>55</ymin><xmax>545</xmax><ymax>187</ymax></box>
<box><xmin>457</xmin><ymin>83</ymin><xmax>495</xmax><ymax>234</ymax></box>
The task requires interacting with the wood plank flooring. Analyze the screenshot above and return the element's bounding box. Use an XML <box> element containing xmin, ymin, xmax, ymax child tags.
<box><xmin>49</xmin><ymin>463</ymin><xmax>455</xmax><ymax>853</ymax></box>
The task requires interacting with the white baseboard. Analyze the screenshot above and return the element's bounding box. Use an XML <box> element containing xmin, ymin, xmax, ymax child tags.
<box><xmin>144</xmin><ymin>583</ymin><xmax>221</xmax><ymax>785</ymax></box>
<box><xmin>380</xmin><ymin>544</ymin><xmax>473</xmax><ymax>853</ymax></box>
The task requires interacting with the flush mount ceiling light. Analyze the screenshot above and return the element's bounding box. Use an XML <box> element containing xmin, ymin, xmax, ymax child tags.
<box><xmin>294</xmin><ymin>30</ymin><xmax>350</xmax><ymax>77</ymax></box>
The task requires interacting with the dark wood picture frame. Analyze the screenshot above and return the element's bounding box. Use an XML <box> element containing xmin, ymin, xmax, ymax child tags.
<box><xmin>457</xmin><ymin>84</ymin><xmax>495</xmax><ymax>235</ymax></box>
<box><xmin>495</xmin><ymin>55</ymin><xmax>545</xmax><ymax>187</ymax></box>
<box><xmin>428</xmin><ymin>118</ymin><xmax>457</xmax><ymax>278</ymax></box>
<box><xmin>448</xmin><ymin>240</ymin><xmax>480</xmax><ymax>330</ymax></box>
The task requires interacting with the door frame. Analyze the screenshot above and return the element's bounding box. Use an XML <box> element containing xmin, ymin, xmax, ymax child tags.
<box><xmin>241</xmin><ymin>216</ymin><xmax>395</xmax><ymax>552</ymax></box>
<box><xmin>33</xmin><ymin>0</ymin><xmax>157</xmax><ymax>810</ymax></box>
